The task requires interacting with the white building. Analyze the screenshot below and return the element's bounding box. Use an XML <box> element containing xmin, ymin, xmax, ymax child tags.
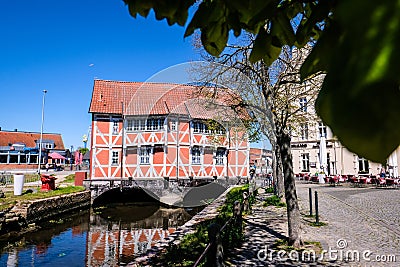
<box><xmin>290</xmin><ymin>97</ymin><xmax>399</xmax><ymax>177</ymax></box>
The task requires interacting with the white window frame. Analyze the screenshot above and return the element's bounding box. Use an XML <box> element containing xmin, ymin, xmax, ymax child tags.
<box><xmin>299</xmin><ymin>97</ymin><xmax>307</xmax><ymax>112</ymax></box>
<box><xmin>112</xmin><ymin>120</ymin><xmax>119</xmax><ymax>135</ymax></box>
<box><xmin>215</xmin><ymin>148</ymin><xmax>225</xmax><ymax>165</ymax></box>
<box><xmin>44</xmin><ymin>143</ymin><xmax>53</xmax><ymax>149</ymax></box>
<box><xmin>170</xmin><ymin>120</ymin><xmax>177</xmax><ymax>131</ymax></box>
<box><xmin>318</xmin><ymin>122</ymin><xmax>327</xmax><ymax>138</ymax></box>
<box><xmin>111</xmin><ymin>151</ymin><xmax>119</xmax><ymax>165</ymax></box>
<box><xmin>358</xmin><ymin>157</ymin><xmax>369</xmax><ymax>173</ymax></box>
<box><xmin>301</xmin><ymin>153</ymin><xmax>310</xmax><ymax>172</ymax></box>
<box><xmin>191</xmin><ymin>146</ymin><xmax>201</xmax><ymax>164</ymax></box>
<box><xmin>139</xmin><ymin>146</ymin><xmax>152</xmax><ymax>165</ymax></box>
<box><xmin>126</xmin><ymin>120</ymin><xmax>133</xmax><ymax>132</ymax></box>
<box><xmin>300</xmin><ymin>123</ymin><xmax>308</xmax><ymax>140</ymax></box>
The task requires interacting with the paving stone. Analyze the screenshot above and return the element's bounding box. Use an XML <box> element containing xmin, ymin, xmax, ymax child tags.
<box><xmin>225</xmin><ymin>183</ymin><xmax>400</xmax><ymax>266</ymax></box>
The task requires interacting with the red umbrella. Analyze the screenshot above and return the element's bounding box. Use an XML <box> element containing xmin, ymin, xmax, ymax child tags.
<box><xmin>48</xmin><ymin>152</ymin><xmax>66</xmax><ymax>160</ymax></box>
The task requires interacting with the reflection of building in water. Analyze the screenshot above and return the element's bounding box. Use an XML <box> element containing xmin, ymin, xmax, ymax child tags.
<box><xmin>86</xmin><ymin>227</ymin><xmax>175</xmax><ymax>266</ymax></box>
<box><xmin>86</xmin><ymin>207</ymin><xmax>191</xmax><ymax>266</ymax></box>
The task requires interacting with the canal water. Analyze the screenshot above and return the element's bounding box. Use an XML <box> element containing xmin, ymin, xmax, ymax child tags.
<box><xmin>0</xmin><ymin>203</ymin><xmax>197</xmax><ymax>266</ymax></box>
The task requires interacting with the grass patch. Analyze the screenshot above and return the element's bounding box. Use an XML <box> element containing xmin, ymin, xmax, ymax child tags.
<box><xmin>0</xmin><ymin>186</ymin><xmax>85</xmax><ymax>211</ymax></box>
<box><xmin>263</xmin><ymin>195</ymin><xmax>286</xmax><ymax>207</ymax></box>
<box><xmin>309</xmin><ymin>221</ymin><xmax>327</xmax><ymax>227</ymax></box>
<box><xmin>62</xmin><ymin>174</ymin><xmax>75</xmax><ymax>183</ymax></box>
<box><xmin>273</xmin><ymin>239</ymin><xmax>323</xmax><ymax>254</ymax></box>
<box><xmin>265</xmin><ymin>187</ymin><xmax>274</xmax><ymax>193</ymax></box>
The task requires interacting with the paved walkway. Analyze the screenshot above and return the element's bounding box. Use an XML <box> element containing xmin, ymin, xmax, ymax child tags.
<box><xmin>225</xmin><ymin>182</ymin><xmax>400</xmax><ymax>266</ymax></box>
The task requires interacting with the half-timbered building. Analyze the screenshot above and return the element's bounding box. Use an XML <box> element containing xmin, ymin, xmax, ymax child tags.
<box><xmin>88</xmin><ymin>80</ymin><xmax>249</xmax><ymax>181</ymax></box>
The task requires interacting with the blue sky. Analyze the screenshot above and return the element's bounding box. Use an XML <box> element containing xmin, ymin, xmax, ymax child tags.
<box><xmin>0</xmin><ymin>1</ymin><xmax>269</xmax><ymax>150</ymax></box>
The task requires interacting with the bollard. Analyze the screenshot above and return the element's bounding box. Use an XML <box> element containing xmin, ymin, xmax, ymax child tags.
<box><xmin>242</xmin><ymin>192</ymin><xmax>249</xmax><ymax>213</ymax></box>
<box><xmin>309</xmin><ymin>188</ymin><xmax>313</xmax><ymax>216</ymax></box>
<box><xmin>315</xmin><ymin>191</ymin><xmax>319</xmax><ymax>224</ymax></box>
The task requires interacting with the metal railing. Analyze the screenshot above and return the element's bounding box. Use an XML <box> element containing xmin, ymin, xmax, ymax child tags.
<box><xmin>0</xmin><ymin>172</ymin><xmax>40</xmax><ymax>186</ymax></box>
<box><xmin>193</xmin><ymin>193</ymin><xmax>249</xmax><ymax>267</ymax></box>
<box><xmin>0</xmin><ymin>172</ymin><xmax>13</xmax><ymax>186</ymax></box>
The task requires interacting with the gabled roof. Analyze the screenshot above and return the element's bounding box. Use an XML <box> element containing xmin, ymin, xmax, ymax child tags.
<box><xmin>0</xmin><ymin>130</ymin><xmax>65</xmax><ymax>149</ymax></box>
<box><xmin>89</xmin><ymin>80</ymin><xmax>247</xmax><ymax>120</ymax></box>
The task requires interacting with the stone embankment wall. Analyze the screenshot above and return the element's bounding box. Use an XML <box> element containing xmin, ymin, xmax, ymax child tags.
<box><xmin>0</xmin><ymin>191</ymin><xmax>90</xmax><ymax>234</ymax></box>
<box><xmin>130</xmin><ymin>186</ymin><xmax>239</xmax><ymax>266</ymax></box>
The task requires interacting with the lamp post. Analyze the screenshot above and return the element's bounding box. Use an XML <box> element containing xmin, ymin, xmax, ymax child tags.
<box><xmin>37</xmin><ymin>90</ymin><xmax>47</xmax><ymax>174</ymax></box>
<box><xmin>70</xmin><ymin>145</ymin><xmax>74</xmax><ymax>170</ymax></box>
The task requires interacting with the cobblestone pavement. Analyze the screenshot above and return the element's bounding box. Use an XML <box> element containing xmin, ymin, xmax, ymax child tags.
<box><xmin>225</xmin><ymin>183</ymin><xmax>400</xmax><ymax>266</ymax></box>
<box><xmin>297</xmin><ymin>182</ymin><xmax>400</xmax><ymax>267</ymax></box>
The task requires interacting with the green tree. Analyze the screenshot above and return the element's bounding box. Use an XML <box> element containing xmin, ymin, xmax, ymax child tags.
<box><xmin>123</xmin><ymin>0</ymin><xmax>400</xmax><ymax>164</ymax></box>
<box><xmin>190</xmin><ymin>42</ymin><xmax>322</xmax><ymax>247</ymax></box>
<box><xmin>78</xmin><ymin>147</ymin><xmax>89</xmax><ymax>155</ymax></box>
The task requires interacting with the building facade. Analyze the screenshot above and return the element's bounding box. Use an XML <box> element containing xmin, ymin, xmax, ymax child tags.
<box><xmin>0</xmin><ymin>129</ymin><xmax>65</xmax><ymax>171</ymax></box>
<box><xmin>88</xmin><ymin>80</ymin><xmax>249</xmax><ymax>180</ymax></box>
<box><xmin>290</xmin><ymin>99</ymin><xmax>400</xmax><ymax>177</ymax></box>
<box><xmin>249</xmin><ymin>147</ymin><xmax>272</xmax><ymax>176</ymax></box>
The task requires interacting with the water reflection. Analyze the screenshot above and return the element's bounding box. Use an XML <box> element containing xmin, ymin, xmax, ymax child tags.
<box><xmin>88</xmin><ymin>204</ymin><xmax>193</xmax><ymax>266</ymax></box>
<box><xmin>0</xmin><ymin>204</ymin><xmax>195</xmax><ymax>266</ymax></box>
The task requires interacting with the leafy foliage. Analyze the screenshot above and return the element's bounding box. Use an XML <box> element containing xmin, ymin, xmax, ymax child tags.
<box><xmin>78</xmin><ymin>147</ymin><xmax>89</xmax><ymax>155</ymax></box>
<box><xmin>263</xmin><ymin>195</ymin><xmax>286</xmax><ymax>207</ymax></box>
<box><xmin>152</xmin><ymin>185</ymin><xmax>253</xmax><ymax>266</ymax></box>
<box><xmin>123</xmin><ymin>0</ymin><xmax>400</xmax><ymax>163</ymax></box>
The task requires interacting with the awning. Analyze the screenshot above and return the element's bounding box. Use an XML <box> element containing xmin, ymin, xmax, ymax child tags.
<box><xmin>48</xmin><ymin>152</ymin><xmax>66</xmax><ymax>160</ymax></box>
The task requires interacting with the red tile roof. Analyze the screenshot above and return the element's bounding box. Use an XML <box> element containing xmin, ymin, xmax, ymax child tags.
<box><xmin>89</xmin><ymin>80</ymin><xmax>247</xmax><ymax>120</ymax></box>
<box><xmin>0</xmin><ymin>131</ymin><xmax>65</xmax><ymax>149</ymax></box>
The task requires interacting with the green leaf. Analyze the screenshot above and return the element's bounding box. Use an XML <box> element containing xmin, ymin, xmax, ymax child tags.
<box><xmin>316</xmin><ymin>0</ymin><xmax>400</xmax><ymax>163</ymax></box>
<box><xmin>271</xmin><ymin>13</ymin><xmax>296</xmax><ymax>46</ymax></box>
<box><xmin>300</xmin><ymin>22</ymin><xmax>340</xmax><ymax>80</ymax></box>
<box><xmin>249</xmin><ymin>29</ymin><xmax>282</xmax><ymax>65</ymax></box>
<box><xmin>201</xmin><ymin>23</ymin><xmax>229</xmax><ymax>57</ymax></box>
<box><xmin>317</xmin><ymin>79</ymin><xmax>400</xmax><ymax>164</ymax></box>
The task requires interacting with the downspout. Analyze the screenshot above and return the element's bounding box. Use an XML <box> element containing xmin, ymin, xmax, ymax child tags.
<box><xmin>120</xmin><ymin>101</ymin><xmax>125</xmax><ymax>179</ymax></box>
<box><xmin>184</xmin><ymin>103</ymin><xmax>192</xmax><ymax>178</ymax></box>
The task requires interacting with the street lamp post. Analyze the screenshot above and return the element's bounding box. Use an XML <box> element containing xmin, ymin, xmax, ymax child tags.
<box><xmin>37</xmin><ymin>90</ymin><xmax>47</xmax><ymax>174</ymax></box>
<box><xmin>70</xmin><ymin>145</ymin><xmax>74</xmax><ymax>170</ymax></box>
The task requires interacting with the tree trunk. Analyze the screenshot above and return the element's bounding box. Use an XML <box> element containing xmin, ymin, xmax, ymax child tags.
<box><xmin>273</xmin><ymin>143</ymin><xmax>285</xmax><ymax>199</ymax></box>
<box><xmin>277</xmin><ymin>131</ymin><xmax>303</xmax><ymax>248</ymax></box>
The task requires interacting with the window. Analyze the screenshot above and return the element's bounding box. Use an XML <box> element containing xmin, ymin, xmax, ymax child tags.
<box><xmin>146</xmin><ymin>118</ymin><xmax>164</xmax><ymax>131</ymax></box>
<box><xmin>44</xmin><ymin>143</ymin><xmax>54</xmax><ymax>149</ymax></box>
<box><xmin>215</xmin><ymin>148</ymin><xmax>226</xmax><ymax>165</ymax></box>
<box><xmin>170</xmin><ymin>120</ymin><xmax>177</xmax><ymax>131</ymax></box>
<box><xmin>193</xmin><ymin>120</ymin><xmax>225</xmax><ymax>134</ymax></box>
<box><xmin>358</xmin><ymin>157</ymin><xmax>369</xmax><ymax>174</ymax></box>
<box><xmin>128</xmin><ymin>118</ymin><xmax>165</xmax><ymax>131</ymax></box>
<box><xmin>112</xmin><ymin>151</ymin><xmax>119</xmax><ymax>165</ymax></box>
<box><xmin>139</xmin><ymin>146</ymin><xmax>152</xmax><ymax>164</ymax></box>
<box><xmin>192</xmin><ymin>146</ymin><xmax>201</xmax><ymax>164</ymax></box>
<box><xmin>193</xmin><ymin>121</ymin><xmax>202</xmax><ymax>133</ymax></box>
<box><xmin>318</xmin><ymin>122</ymin><xmax>327</xmax><ymax>138</ymax></box>
<box><xmin>300</xmin><ymin>123</ymin><xmax>308</xmax><ymax>140</ymax></box>
<box><xmin>301</xmin><ymin>153</ymin><xmax>310</xmax><ymax>172</ymax></box>
<box><xmin>126</xmin><ymin>120</ymin><xmax>133</xmax><ymax>132</ymax></box>
<box><xmin>299</xmin><ymin>97</ymin><xmax>307</xmax><ymax>112</ymax></box>
<box><xmin>112</xmin><ymin>121</ymin><xmax>119</xmax><ymax>135</ymax></box>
